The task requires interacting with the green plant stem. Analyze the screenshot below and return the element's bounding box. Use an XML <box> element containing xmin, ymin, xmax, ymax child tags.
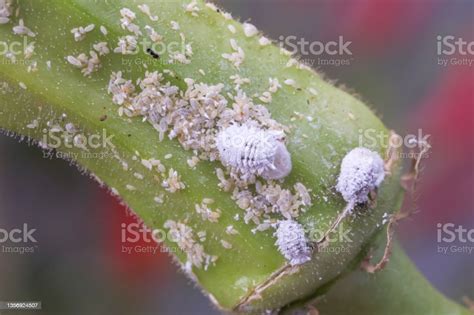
<box><xmin>314</xmin><ymin>240</ymin><xmax>470</xmax><ymax>315</ymax></box>
<box><xmin>0</xmin><ymin>1</ymin><xmax>469</xmax><ymax>313</ymax></box>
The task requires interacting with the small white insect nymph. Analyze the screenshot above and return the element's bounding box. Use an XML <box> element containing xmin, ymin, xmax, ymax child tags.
<box><xmin>319</xmin><ymin>147</ymin><xmax>385</xmax><ymax>244</ymax></box>
<box><xmin>243</xmin><ymin>23</ymin><xmax>258</xmax><ymax>37</ymax></box>
<box><xmin>216</xmin><ymin>124</ymin><xmax>292</xmax><ymax>180</ymax></box>
<box><xmin>336</xmin><ymin>147</ymin><xmax>385</xmax><ymax>206</ymax></box>
<box><xmin>274</xmin><ymin>219</ymin><xmax>311</xmax><ymax>266</ymax></box>
<box><xmin>0</xmin><ymin>0</ymin><xmax>12</xmax><ymax>25</ymax></box>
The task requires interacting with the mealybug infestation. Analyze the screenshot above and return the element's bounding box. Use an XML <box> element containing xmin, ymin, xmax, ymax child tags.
<box><xmin>274</xmin><ymin>219</ymin><xmax>311</xmax><ymax>266</ymax></box>
<box><xmin>216</xmin><ymin>124</ymin><xmax>292</xmax><ymax>180</ymax></box>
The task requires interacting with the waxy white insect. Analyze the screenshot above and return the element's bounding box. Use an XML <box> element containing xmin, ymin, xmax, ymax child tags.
<box><xmin>336</xmin><ymin>147</ymin><xmax>385</xmax><ymax>206</ymax></box>
<box><xmin>243</xmin><ymin>22</ymin><xmax>258</xmax><ymax>37</ymax></box>
<box><xmin>259</xmin><ymin>36</ymin><xmax>271</xmax><ymax>46</ymax></box>
<box><xmin>0</xmin><ymin>0</ymin><xmax>12</xmax><ymax>25</ymax></box>
<box><xmin>274</xmin><ymin>220</ymin><xmax>311</xmax><ymax>266</ymax></box>
<box><xmin>216</xmin><ymin>124</ymin><xmax>292</xmax><ymax>180</ymax></box>
<box><xmin>319</xmin><ymin>147</ymin><xmax>385</xmax><ymax>244</ymax></box>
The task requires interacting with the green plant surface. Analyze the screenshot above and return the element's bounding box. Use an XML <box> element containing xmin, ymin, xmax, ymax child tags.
<box><xmin>311</xmin><ymin>238</ymin><xmax>471</xmax><ymax>315</ymax></box>
<box><xmin>0</xmin><ymin>1</ymin><xmax>468</xmax><ymax>314</ymax></box>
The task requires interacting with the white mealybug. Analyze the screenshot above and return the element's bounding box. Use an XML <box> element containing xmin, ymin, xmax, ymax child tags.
<box><xmin>318</xmin><ymin>147</ymin><xmax>385</xmax><ymax>244</ymax></box>
<box><xmin>274</xmin><ymin>220</ymin><xmax>311</xmax><ymax>266</ymax></box>
<box><xmin>216</xmin><ymin>124</ymin><xmax>292</xmax><ymax>180</ymax></box>
<box><xmin>334</xmin><ymin>147</ymin><xmax>385</xmax><ymax>224</ymax></box>
<box><xmin>336</xmin><ymin>147</ymin><xmax>385</xmax><ymax>206</ymax></box>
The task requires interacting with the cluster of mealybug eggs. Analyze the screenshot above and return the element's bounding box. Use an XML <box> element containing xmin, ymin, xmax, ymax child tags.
<box><xmin>336</xmin><ymin>147</ymin><xmax>385</xmax><ymax>209</ymax></box>
<box><xmin>216</xmin><ymin>124</ymin><xmax>292</xmax><ymax>180</ymax></box>
<box><xmin>274</xmin><ymin>220</ymin><xmax>311</xmax><ymax>266</ymax></box>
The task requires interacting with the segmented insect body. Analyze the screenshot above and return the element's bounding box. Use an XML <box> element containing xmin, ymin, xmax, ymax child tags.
<box><xmin>336</xmin><ymin>147</ymin><xmax>385</xmax><ymax>205</ymax></box>
<box><xmin>274</xmin><ymin>219</ymin><xmax>311</xmax><ymax>266</ymax></box>
<box><xmin>317</xmin><ymin>148</ymin><xmax>386</xmax><ymax>244</ymax></box>
<box><xmin>216</xmin><ymin>124</ymin><xmax>292</xmax><ymax>179</ymax></box>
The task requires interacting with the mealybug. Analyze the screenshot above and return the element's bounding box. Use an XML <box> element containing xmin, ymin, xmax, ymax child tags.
<box><xmin>336</xmin><ymin>147</ymin><xmax>385</xmax><ymax>221</ymax></box>
<box><xmin>216</xmin><ymin>124</ymin><xmax>292</xmax><ymax>180</ymax></box>
<box><xmin>317</xmin><ymin>148</ymin><xmax>386</xmax><ymax>244</ymax></box>
<box><xmin>336</xmin><ymin>147</ymin><xmax>385</xmax><ymax>206</ymax></box>
<box><xmin>274</xmin><ymin>220</ymin><xmax>311</xmax><ymax>266</ymax></box>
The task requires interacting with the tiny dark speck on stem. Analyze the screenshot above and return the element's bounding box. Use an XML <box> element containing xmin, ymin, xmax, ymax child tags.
<box><xmin>146</xmin><ymin>48</ymin><xmax>160</xmax><ymax>59</ymax></box>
